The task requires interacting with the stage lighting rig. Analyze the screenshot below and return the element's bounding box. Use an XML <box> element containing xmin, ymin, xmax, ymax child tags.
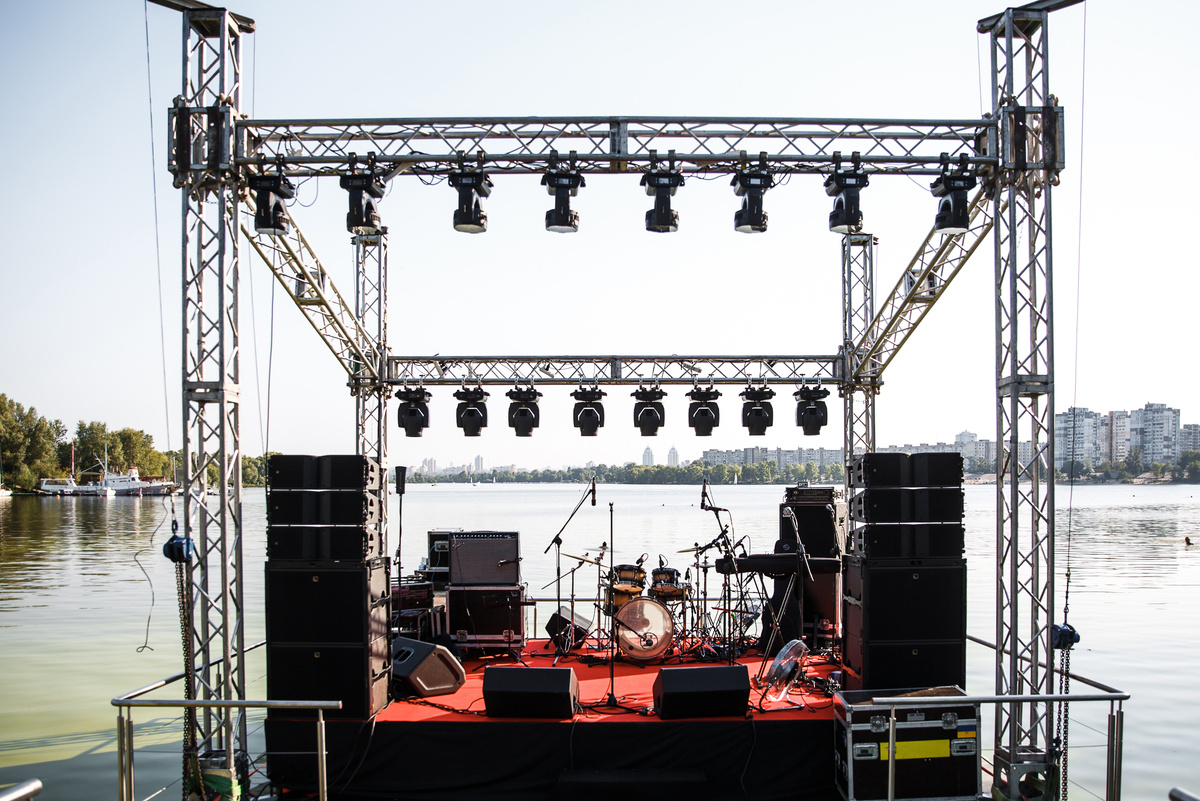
<box><xmin>641</xmin><ymin>156</ymin><xmax>684</xmax><ymax>233</ymax></box>
<box><xmin>541</xmin><ymin>166</ymin><xmax>585</xmax><ymax>233</ymax></box>
<box><xmin>732</xmin><ymin>165</ymin><xmax>773</xmax><ymax>233</ymax></box>
<box><xmin>340</xmin><ymin>155</ymin><xmax>386</xmax><ymax>235</ymax></box>
<box><xmin>395</xmin><ymin>387</ymin><xmax>431</xmax><ymax>437</ymax></box>
<box><xmin>248</xmin><ymin>161</ymin><xmax>295</xmax><ymax>236</ymax></box>
<box><xmin>740</xmin><ymin>384</ymin><xmax>776</xmax><ymax>436</ymax></box>
<box><xmin>795</xmin><ymin>385</ymin><xmax>830</xmax><ymax>436</ymax></box>
<box><xmin>825</xmin><ymin>155</ymin><xmax>868</xmax><ymax>234</ymax></box>
<box><xmin>930</xmin><ymin>156</ymin><xmax>977</xmax><ymax>235</ymax></box>
<box><xmin>448</xmin><ymin>169</ymin><xmax>493</xmax><ymax>234</ymax></box>
<box><xmin>686</xmin><ymin>386</ymin><xmax>721</xmax><ymax>437</ymax></box>
<box><xmin>571</xmin><ymin>385</ymin><xmax>607</xmax><ymax>436</ymax></box>
<box><xmin>632</xmin><ymin>385</ymin><xmax>667</xmax><ymax>436</ymax></box>
<box><xmin>454</xmin><ymin>386</ymin><xmax>489</xmax><ymax>437</ymax></box>
<box><xmin>506</xmin><ymin>385</ymin><xmax>542</xmax><ymax>437</ymax></box>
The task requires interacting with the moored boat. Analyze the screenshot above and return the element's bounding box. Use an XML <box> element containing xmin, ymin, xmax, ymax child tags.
<box><xmin>101</xmin><ymin>467</ymin><xmax>179</xmax><ymax>496</ymax></box>
<box><xmin>37</xmin><ymin>477</ymin><xmax>115</xmax><ymax>497</ymax></box>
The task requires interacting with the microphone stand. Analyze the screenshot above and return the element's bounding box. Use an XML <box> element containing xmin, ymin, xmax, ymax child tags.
<box><xmin>542</xmin><ymin>480</ymin><xmax>596</xmax><ymax>659</ymax></box>
<box><xmin>591</xmin><ymin>500</ymin><xmax>639</xmax><ymax>712</ymax></box>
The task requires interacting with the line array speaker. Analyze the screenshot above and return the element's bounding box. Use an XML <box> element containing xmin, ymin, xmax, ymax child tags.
<box><xmin>268</xmin><ymin>454</ymin><xmax>382</xmax><ymax>491</ymax></box>
<box><xmin>265</xmin><ymin>559</ymin><xmax>389</xmax><ymax>645</ymax></box>
<box><xmin>267</xmin><ymin>525</ymin><xmax>381</xmax><ymax>562</ymax></box>
<box><xmin>482</xmin><ymin>666</ymin><xmax>579</xmax><ymax>718</ymax></box>
<box><xmin>266</xmin><ymin>637</ymin><xmax>390</xmax><ymax>719</ymax></box>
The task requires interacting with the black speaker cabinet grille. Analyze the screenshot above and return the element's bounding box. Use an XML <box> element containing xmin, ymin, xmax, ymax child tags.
<box><xmin>268</xmin><ymin>454</ymin><xmax>382</xmax><ymax>491</ymax></box>
<box><xmin>266</xmin><ymin>489</ymin><xmax>383</xmax><ymax>528</ymax></box>
<box><xmin>449</xmin><ymin>531</ymin><xmax>520</xmax><ymax>585</ymax></box>
<box><xmin>266</xmin><ymin>559</ymin><xmax>389</xmax><ymax>645</ymax></box>
<box><xmin>266</xmin><ymin>636</ymin><xmax>389</xmax><ymax>719</ymax></box>
<box><xmin>267</xmin><ymin>525</ymin><xmax>380</xmax><ymax>562</ymax></box>
<box><xmin>482</xmin><ymin>666</ymin><xmax>579</xmax><ymax>718</ymax></box>
<box><xmin>653</xmin><ymin>665</ymin><xmax>751</xmax><ymax>720</ymax></box>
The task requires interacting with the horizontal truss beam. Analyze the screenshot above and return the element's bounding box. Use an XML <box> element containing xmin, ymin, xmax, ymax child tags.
<box><xmin>387</xmin><ymin>355</ymin><xmax>840</xmax><ymax>387</ymax></box>
<box><xmin>236</xmin><ymin>116</ymin><xmax>1002</xmax><ymax>178</ymax></box>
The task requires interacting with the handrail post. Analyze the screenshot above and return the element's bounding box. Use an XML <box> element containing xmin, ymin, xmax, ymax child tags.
<box><xmin>1106</xmin><ymin>702</ymin><xmax>1124</xmax><ymax>801</ymax></box>
<box><xmin>317</xmin><ymin>709</ymin><xmax>328</xmax><ymax>801</ymax></box>
<box><xmin>116</xmin><ymin>709</ymin><xmax>126</xmax><ymax>801</ymax></box>
<box><xmin>887</xmin><ymin>704</ymin><xmax>897</xmax><ymax>801</ymax></box>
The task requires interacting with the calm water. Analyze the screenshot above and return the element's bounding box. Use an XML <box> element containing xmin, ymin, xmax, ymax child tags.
<box><xmin>1</xmin><ymin>484</ymin><xmax>1197</xmax><ymax>800</ymax></box>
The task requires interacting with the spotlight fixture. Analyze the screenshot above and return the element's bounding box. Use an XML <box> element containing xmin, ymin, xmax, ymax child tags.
<box><xmin>506</xmin><ymin>385</ymin><xmax>542</xmax><ymax>437</ymax></box>
<box><xmin>686</xmin><ymin>386</ymin><xmax>721</xmax><ymax>437</ymax></box>
<box><xmin>825</xmin><ymin>155</ymin><xmax>868</xmax><ymax>234</ymax></box>
<box><xmin>632</xmin><ymin>386</ymin><xmax>667</xmax><ymax>437</ymax></box>
<box><xmin>395</xmin><ymin>387</ymin><xmax>431</xmax><ymax>438</ymax></box>
<box><xmin>541</xmin><ymin>168</ymin><xmax>585</xmax><ymax>233</ymax></box>
<box><xmin>453</xmin><ymin>386</ymin><xmax>489</xmax><ymax>437</ymax></box>
<box><xmin>448</xmin><ymin>169</ymin><xmax>493</xmax><ymax>234</ymax></box>
<box><xmin>248</xmin><ymin>168</ymin><xmax>295</xmax><ymax>236</ymax></box>
<box><xmin>732</xmin><ymin>167</ymin><xmax>773</xmax><ymax>233</ymax></box>
<box><xmin>340</xmin><ymin>159</ymin><xmax>386</xmax><ymax>235</ymax></box>
<box><xmin>641</xmin><ymin>165</ymin><xmax>684</xmax><ymax>233</ymax></box>
<box><xmin>795</xmin><ymin>385</ymin><xmax>830</xmax><ymax>436</ymax></box>
<box><xmin>571</xmin><ymin>385</ymin><xmax>607</xmax><ymax>437</ymax></box>
<box><xmin>740</xmin><ymin>385</ymin><xmax>776</xmax><ymax>436</ymax></box>
<box><xmin>930</xmin><ymin>158</ymin><xmax>977</xmax><ymax>235</ymax></box>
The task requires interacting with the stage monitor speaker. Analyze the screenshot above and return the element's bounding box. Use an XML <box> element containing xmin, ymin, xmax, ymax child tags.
<box><xmin>482</xmin><ymin>666</ymin><xmax>579</xmax><ymax>719</ymax></box>
<box><xmin>268</xmin><ymin>454</ymin><xmax>381</xmax><ymax>491</ymax></box>
<box><xmin>545</xmin><ymin>607</ymin><xmax>590</xmax><ymax>651</ymax></box>
<box><xmin>653</xmin><ymin>665</ymin><xmax>750</xmax><ymax>720</ymax></box>
<box><xmin>391</xmin><ymin>636</ymin><xmax>465</xmax><ymax>698</ymax></box>
<box><xmin>449</xmin><ymin>531</ymin><xmax>520</xmax><ymax>585</ymax></box>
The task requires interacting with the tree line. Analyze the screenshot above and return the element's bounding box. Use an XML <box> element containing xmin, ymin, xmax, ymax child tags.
<box><xmin>407</xmin><ymin>460</ymin><xmax>847</xmax><ymax>486</ymax></box>
<box><xmin>0</xmin><ymin>394</ymin><xmax>278</xmax><ymax>491</ymax></box>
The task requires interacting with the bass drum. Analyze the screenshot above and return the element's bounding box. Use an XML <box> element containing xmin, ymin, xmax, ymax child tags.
<box><xmin>615</xmin><ymin>597</ymin><xmax>674</xmax><ymax>661</ymax></box>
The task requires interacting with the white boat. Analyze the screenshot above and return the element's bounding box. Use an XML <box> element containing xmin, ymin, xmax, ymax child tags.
<box><xmin>101</xmin><ymin>467</ymin><xmax>179</xmax><ymax>496</ymax></box>
<box><xmin>38</xmin><ymin>478</ymin><xmax>115</xmax><ymax>497</ymax></box>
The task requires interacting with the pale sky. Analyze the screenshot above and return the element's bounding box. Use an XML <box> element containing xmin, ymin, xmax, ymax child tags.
<box><xmin>1</xmin><ymin>1</ymin><xmax>1196</xmax><ymax>472</ymax></box>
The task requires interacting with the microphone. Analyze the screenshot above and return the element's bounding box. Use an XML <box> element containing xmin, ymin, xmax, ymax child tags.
<box><xmin>591</xmin><ymin>478</ymin><xmax>597</xmax><ymax>506</ymax></box>
<box><xmin>642</xmin><ymin>633</ymin><xmax>656</xmax><ymax>648</ymax></box>
<box><xmin>700</xmin><ymin>481</ymin><xmax>709</xmax><ymax>510</ymax></box>
<box><xmin>636</xmin><ymin>553</ymin><xmax>648</xmax><ymax>566</ymax></box>
<box><xmin>658</xmin><ymin>554</ymin><xmax>665</xmax><ymax>569</ymax></box>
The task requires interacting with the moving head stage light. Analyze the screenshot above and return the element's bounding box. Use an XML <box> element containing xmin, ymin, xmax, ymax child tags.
<box><xmin>686</xmin><ymin>386</ymin><xmax>721</xmax><ymax>437</ymax></box>
<box><xmin>506</xmin><ymin>385</ymin><xmax>542</xmax><ymax>437</ymax></box>
<box><xmin>340</xmin><ymin>158</ymin><xmax>386</xmax><ymax>235</ymax></box>
<box><xmin>641</xmin><ymin>164</ymin><xmax>684</xmax><ymax>233</ymax></box>
<box><xmin>732</xmin><ymin>167</ymin><xmax>773</xmax><ymax>233</ymax></box>
<box><xmin>740</xmin><ymin>385</ymin><xmax>776</xmax><ymax>436</ymax></box>
<box><xmin>632</xmin><ymin>386</ymin><xmax>667</xmax><ymax>436</ymax></box>
<box><xmin>571</xmin><ymin>386</ymin><xmax>606</xmax><ymax>436</ymax></box>
<box><xmin>930</xmin><ymin>156</ymin><xmax>977</xmax><ymax>235</ymax></box>
<box><xmin>454</xmin><ymin>386</ymin><xmax>489</xmax><ymax>437</ymax></box>
<box><xmin>449</xmin><ymin>169</ymin><xmax>493</xmax><ymax>234</ymax></box>
<box><xmin>795</xmin><ymin>385</ymin><xmax>830</xmax><ymax>436</ymax></box>
<box><xmin>395</xmin><ymin>387</ymin><xmax>431</xmax><ymax>437</ymax></box>
<box><xmin>249</xmin><ymin>165</ymin><xmax>295</xmax><ymax>236</ymax></box>
<box><xmin>825</xmin><ymin>156</ymin><xmax>868</xmax><ymax>234</ymax></box>
<box><xmin>542</xmin><ymin>168</ymin><xmax>585</xmax><ymax>233</ymax></box>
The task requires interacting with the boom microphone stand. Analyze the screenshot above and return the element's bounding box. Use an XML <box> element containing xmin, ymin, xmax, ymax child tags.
<box><xmin>542</xmin><ymin>479</ymin><xmax>597</xmax><ymax>658</ymax></box>
<box><xmin>591</xmin><ymin>501</ymin><xmax>639</xmax><ymax>713</ymax></box>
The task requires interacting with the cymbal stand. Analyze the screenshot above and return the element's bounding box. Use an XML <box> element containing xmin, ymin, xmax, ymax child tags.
<box><xmin>589</xmin><ymin>501</ymin><xmax>639</xmax><ymax>713</ymax></box>
<box><xmin>542</xmin><ymin>480</ymin><xmax>596</xmax><ymax>660</ymax></box>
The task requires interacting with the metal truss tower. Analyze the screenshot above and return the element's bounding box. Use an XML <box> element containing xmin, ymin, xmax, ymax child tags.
<box><xmin>841</xmin><ymin>233</ymin><xmax>878</xmax><ymax>464</ymax></box>
<box><xmin>981</xmin><ymin>3</ymin><xmax>1065</xmax><ymax>795</ymax></box>
<box><xmin>167</xmin><ymin>6</ymin><xmax>254</xmax><ymax>771</ymax></box>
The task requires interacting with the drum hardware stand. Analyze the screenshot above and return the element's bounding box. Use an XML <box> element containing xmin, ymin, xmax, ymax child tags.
<box><xmin>542</xmin><ymin>479</ymin><xmax>597</xmax><ymax>660</ymax></box>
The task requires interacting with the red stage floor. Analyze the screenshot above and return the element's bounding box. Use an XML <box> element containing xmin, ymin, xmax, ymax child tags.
<box><xmin>379</xmin><ymin>637</ymin><xmax>840</xmax><ymax>723</ymax></box>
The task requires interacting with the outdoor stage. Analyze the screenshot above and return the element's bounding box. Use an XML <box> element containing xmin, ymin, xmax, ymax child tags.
<box><xmin>266</xmin><ymin>638</ymin><xmax>842</xmax><ymax>801</ymax></box>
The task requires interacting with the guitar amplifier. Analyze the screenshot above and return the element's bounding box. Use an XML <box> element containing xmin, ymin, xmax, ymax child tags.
<box><xmin>448</xmin><ymin>531</ymin><xmax>520</xmax><ymax>585</ymax></box>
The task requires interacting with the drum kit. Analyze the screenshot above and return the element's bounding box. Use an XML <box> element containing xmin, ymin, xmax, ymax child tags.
<box><xmin>558</xmin><ymin>544</ymin><xmax>748</xmax><ymax>664</ymax></box>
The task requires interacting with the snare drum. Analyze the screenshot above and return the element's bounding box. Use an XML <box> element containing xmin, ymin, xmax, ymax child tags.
<box><xmin>603</xmin><ymin>586</ymin><xmax>642</xmax><ymax>616</ymax></box>
<box><xmin>650</xmin><ymin>567</ymin><xmax>687</xmax><ymax>600</ymax></box>
<box><xmin>612</xmin><ymin>564</ymin><xmax>646</xmax><ymax>593</ymax></box>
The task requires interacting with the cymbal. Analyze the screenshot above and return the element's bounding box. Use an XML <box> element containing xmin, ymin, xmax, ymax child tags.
<box><xmin>562</xmin><ymin>552</ymin><xmax>602</xmax><ymax>565</ymax></box>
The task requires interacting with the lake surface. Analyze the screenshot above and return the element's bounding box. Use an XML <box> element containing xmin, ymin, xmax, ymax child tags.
<box><xmin>1</xmin><ymin>483</ymin><xmax>1197</xmax><ymax>800</ymax></box>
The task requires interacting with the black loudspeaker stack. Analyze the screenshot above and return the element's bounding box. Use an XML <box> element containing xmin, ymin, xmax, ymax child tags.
<box><xmin>844</xmin><ymin>453</ymin><xmax>966</xmax><ymax>691</ymax></box>
<box><xmin>265</xmin><ymin>454</ymin><xmax>390</xmax><ymax>720</ymax></box>
<box><xmin>445</xmin><ymin>531</ymin><xmax>526</xmax><ymax>651</ymax></box>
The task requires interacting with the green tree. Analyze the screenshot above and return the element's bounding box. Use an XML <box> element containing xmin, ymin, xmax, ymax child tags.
<box><xmin>1124</xmin><ymin>448</ymin><xmax>1144</xmax><ymax>476</ymax></box>
<box><xmin>0</xmin><ymin>395</ymin><xmax>67</xmax><ymax>489</ymax></box>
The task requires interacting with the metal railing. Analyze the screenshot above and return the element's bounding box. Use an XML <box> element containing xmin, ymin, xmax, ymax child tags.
<box><xmin>0</xmin><ymin>780</ymin><xmax>43</xmax><ymax>801</ymax></box>
<box><xmin>112</xmin><ymin>641</ymin><xmax>340</xmax><ymax>801</ymax></box>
